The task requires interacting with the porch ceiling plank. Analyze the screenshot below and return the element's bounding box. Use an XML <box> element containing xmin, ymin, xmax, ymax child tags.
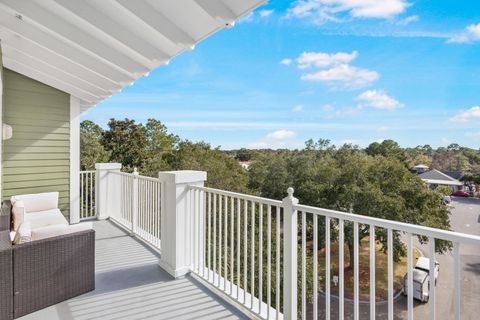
<box><xmin>0</xmin><ymin>32</ymin><xmax>121</xmax><ymax>90</ymax></box>
<box><xmin>49</xmin><ymin>0</ymin><xmax>170</xmax><ymax>65</ymax></box>
<box><xmin>194</xmin><ymin>0</ymin><xmax>238</xmax><ymax>24</ymax></box>
<box><xmin>2</xmin><ymin>45</ymin><xmax>112</xmax><ymax>98</ymax></box>
<box><xmin>0</xmin><ymin>10</ymin><xmax>135</xmax><ymax>85</ymax></box>
<box><xmin>0</xmin><ymin>0</ymin><xmax>267</xmax><ymax>110</ymax></box>
<box><xmin>0</xmin><ymin>0</ymin><xmax>148</xmax><ymax>75</ymax></box>
<box><xmin>114</xmin><ymin>0</ymin><xmax>196</xmax><ymax>50</ymax></box>
<box><xmin>3</xmin><ymin>58</ymin><xmax>99</xmax><ymax>104</ymax></box>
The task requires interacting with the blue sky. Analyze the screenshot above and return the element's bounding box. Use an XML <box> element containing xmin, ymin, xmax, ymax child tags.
<box><xmin>82</xmin><ymin>0</ymin><xmax>480</xmax><ymax>150</ymax></box>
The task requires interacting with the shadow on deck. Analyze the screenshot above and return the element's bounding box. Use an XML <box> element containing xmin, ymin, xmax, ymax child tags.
<box><xmin>19</xmin><ymin>220</ymin><xmax>247</xmax><ymax>320</ymax></box>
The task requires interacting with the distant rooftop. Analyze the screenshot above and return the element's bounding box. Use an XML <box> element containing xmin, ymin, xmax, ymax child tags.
<box><xmin>418</xmin><ymin>169</ymin><xmax>463</xmax><ymax>186</ymax></box>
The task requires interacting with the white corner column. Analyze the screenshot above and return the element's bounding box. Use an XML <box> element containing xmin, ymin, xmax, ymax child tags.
<box><xmin>95</xmin><ymin>163</ymin><xmax>122</xmax><ymax>220</ymax></box>
<box><xmin>158</xmin><ymin>170</ymin><xmax>207</xmax><ymax>278</ymax></box>
<box><xmin>69</xmin><ymin>96</ymin><xmax>81</xmax><ymax>224</ymax></box>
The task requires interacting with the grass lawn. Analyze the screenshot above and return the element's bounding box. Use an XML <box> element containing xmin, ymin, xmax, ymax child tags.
<box><xmin>313</xmin><ymin>237</ymin><xmax>422</xmax><ymax>301</ymax></box>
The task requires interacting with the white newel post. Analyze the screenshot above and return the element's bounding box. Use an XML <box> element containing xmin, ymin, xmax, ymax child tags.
<box><xmin>158</xmin><ymin>170</ymin><xmax>207</xmax><ymax>278</ymax></box>
<box><xmin>283</xmin><ymin>187</ymin><xmax>299</xmax><ymax>319</ymax></box>
<box><xmin>95</xmin><ymin>163</ymin><xmax>122</xmax><ymax>220</ymax></box>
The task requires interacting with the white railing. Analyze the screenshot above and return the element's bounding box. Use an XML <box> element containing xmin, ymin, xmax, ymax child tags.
<box><xmin>93</xmin><ymin>164</ymin><xmax>480</xmax><ymax>320</ymax></box>
<box><xmin>187</xmin><ymin>185</ymin><xmax>480</xmax><ymax>320</ymax></box>
<box><xmin>108</xmin><ymin>170</ymin><xmax>162</xmax><ymax>250</ymax></box>
<box><xmin>188</xmin><ymin>185</ymin><xmax>284</xmax><ymax>319</ymax></box>
<box><xmin>80</xmin><ymin>170</ymin><xmax>96</xmax><ymax>220</ymax></box>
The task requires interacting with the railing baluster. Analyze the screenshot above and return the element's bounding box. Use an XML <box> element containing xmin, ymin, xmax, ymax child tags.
<box><xmin>267</xmin><ymin>205</ymin><xmax>272</xmax><ymax>320</ymax></box>
<box><xmin>251</xmin><ymin>201</ymin><xmax>255</xmax><ymax>309</ymax></box>
<box><xmin>339</xmin><ymin>219</ymin><xmax>344</xmax><ymax>320</ymax></box>
<box><xmin>213</xmin><ymin>193</ymin><xmax>217</xmax><ymax>285</ymax></box>
<box><xmin>370</xmin><ymin>225</ymin><xmax>375</xmax><ymax>320</ymax></box>
<box><xmin>244</xmin><ymin>199</ymin><xmax>248</xmax><ymax>304</ymax></box>
<box><xmin>313</xmin><ymin>214</ymin><xmax>318</xmax><ymax>320</ymax></box>
<box><xmin>80</xmin><ymin>172</ymin><xmax>84</xmax><ymax>218</ymax></box>
<box><xmin>231</xmin><ymin>196</ymin><xmax>234</xmax><ymax>296</ymax></box>
<box><xmin>259</xmin><ymin>203</ymin><xmax>263</xmax><ymax>315</ymax></box>
<box><xmin>275</xmin><ymin>205</ymin><xmax>280</xmax><ymax>320</ymax></box>
<box><xmin>354</xmin><ymin>221</ymin><xmax>359</xmax><ymax>320</ymax></box>
<box><xmin>208</xmin><ymin>192</ymin><xmax>212</xmax><ymax>281</ymax></box>
<box><xmin>301</xmin><ymin>211</ymin><xmax>306</xmax><ymax>320</ymax></box>
<box><xmin>453</xmin><ymin>242</ymin><xmax>461</xmax><ymax>320</ymax></box>
<box><xmin>388</xmin><ymin>228</ymin><xmax>394</xmax><ymax>320</ymax></box>
<box><xmin>407</xmin><ymin>233</ymin><xmax>413</xmax><ymax>320</ymax></box>
<box><xmin>219</xmin><ymin>194</ymin><xmax>223</xmax><ymax>288</ymax></box>
<box><xmin>224</xmin><ymin>195</ymin><xmax>228</xmax><ymax>291</ymax></box>
<box><xmin>429</xmin><ymin>237</ymin><xmax>435</xmax><ymax>320</ymax></box>
<box><xmin>326</xmin><ymin>216</ymin><xmax>331</xmax><ymax>320</ymax></box>
<box><xmin>237</xmin><ymin>197</ymin><xmax>241</xmax><ymax>300</ymax></box>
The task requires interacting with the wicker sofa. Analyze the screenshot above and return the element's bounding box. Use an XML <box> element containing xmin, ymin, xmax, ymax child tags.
<box><xmin>0</xmin><ymin>199</ymin><xmax>95</xmax><ymax>319</ymax></box>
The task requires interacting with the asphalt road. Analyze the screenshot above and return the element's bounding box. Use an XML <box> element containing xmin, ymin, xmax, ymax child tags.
<box><xmin>309</xmin><ymin>197</ymin><xmax>480</xmax><ymax>319</ymax></box>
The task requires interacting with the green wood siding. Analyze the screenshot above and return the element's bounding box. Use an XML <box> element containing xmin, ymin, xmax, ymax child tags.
<box><xmin>2</xmin><ymin>69</ymin><xmax>70</xmax><ymax>218</ymax></box>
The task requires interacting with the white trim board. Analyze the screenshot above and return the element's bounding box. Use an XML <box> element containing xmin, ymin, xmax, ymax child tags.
<box><xmin>70</xmin><ymin>95</ymin><xmax>80</xmax><ymax>224</ymax></box>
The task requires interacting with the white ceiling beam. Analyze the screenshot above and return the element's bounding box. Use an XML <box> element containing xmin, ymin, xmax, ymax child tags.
<box><xmin>0</xmin><ymin>30</ymin><xmax>121</xmax><ymax>91</ymax></box>
<box><xmin>3</xmin><ymin>58</ymin><xmax>99</xmax><ymax>104</ymax></box>
<box><xmin>0</xmin><ymin>0</ymin><xmax>148</xmax><ymax>75</ymax></box>
<box><xmin>0</xmin><ymin>10</ymin><xmax>135</xmax><ymax>84</ymax></box>
<box><xmin>2</xmin><ymin>45</ymin><xmax>111</xmax><ymax>98</ymax></box>
<box><xmin>114</xmin><ymin>0</ymin><xmax>196</xmax><ymax>49</ymax></box>
<box><xmin>50</xmin><ymin>0</ymin><xmax>170</xmax><ymax>64</ymax></box>
<box><xmin>194</xmin><ymin>0</ymin><xmax>238</xmax><ymax>24</ymax></box>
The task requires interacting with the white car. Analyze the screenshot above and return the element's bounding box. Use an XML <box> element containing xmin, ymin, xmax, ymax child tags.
<box><xmin>415</xmin><ymin>257</ymin><xmax>439</xmax><ymax>285</ymax></box>
<box><xmin>403</xmin><ymin>257</ymin><xmax>440</xmax><ymax>302</ymax></box>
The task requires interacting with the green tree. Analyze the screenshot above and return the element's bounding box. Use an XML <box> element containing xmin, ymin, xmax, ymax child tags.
<box><xmin>102</xmin><ymin>118</ymin><xmax>148</xmax><ymax>171</ymax></box>
<box><xmin>142</xmin><ymin>119</ymin><xmax>179</xmax><ymax>176</ymax></box>
<box><xmin>80</xmin><ymin>120</ymin><xmax>110</xmax><ymax>170</ymax></box>
<box><xmin>172</xmin><ymin>141</ymin><xmax>248</xmax><ymax>192</ymax></box>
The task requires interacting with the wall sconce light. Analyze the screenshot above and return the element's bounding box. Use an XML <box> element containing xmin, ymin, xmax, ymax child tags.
<box><xmin>3</xmin><ymin>123</ymin><xmax>13</xmax><ymax>140</ymax></box>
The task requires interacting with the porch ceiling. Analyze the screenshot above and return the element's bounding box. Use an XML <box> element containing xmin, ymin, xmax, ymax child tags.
<box><xmin>0</xmin><ymin>0</ymin><xmax>265</xmax><ymax>112</ymax></box>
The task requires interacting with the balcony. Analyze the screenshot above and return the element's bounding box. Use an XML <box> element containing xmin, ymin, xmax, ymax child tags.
<box><xmin>32</xmin><ymin>164</ymin><xmax>480</xmax><ymax>320</ymax></box>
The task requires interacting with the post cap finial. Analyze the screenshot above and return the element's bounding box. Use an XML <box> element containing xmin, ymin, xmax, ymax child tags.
<box><xmin>287</xmin><ymin>187</ymin><xmax>294</xmax><ymax>197</ymax></box>
<box><xmin>133</xmin><ymin>167</ymin><xmax>138</xmax><ymax>173</ymax></box>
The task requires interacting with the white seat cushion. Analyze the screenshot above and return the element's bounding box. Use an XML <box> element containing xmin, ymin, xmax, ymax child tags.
<box><xmin>24</xmin><ymin>209</ymin><xmax>68</xmax><ymax>230</ymax></box>
<box><xmin>31</xmin><ymin>222</ymin><xmax>93</xmax><ymax>241</ymax></box>
<box><xmin>14</xmin><ymin>222</ymin><xmax>32</xmax><ymax>244</ymax></box>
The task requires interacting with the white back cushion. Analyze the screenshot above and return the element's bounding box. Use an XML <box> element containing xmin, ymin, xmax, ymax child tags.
<box><xmin>12</xmin><ymin>200</ymin><xmax>26</xmax><ymax>231</ymax></box>
<box><xmin>11</xmin><ymin>192</ymin><xmax>59</xmax><ymax>213</ymax></box>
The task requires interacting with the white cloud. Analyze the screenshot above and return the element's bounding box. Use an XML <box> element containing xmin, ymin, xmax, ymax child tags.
<box><xmin>466</xmin><ymin>131</ymin><xmax>480</xmax><ymax>138</ymax></box>
<box><xmin>292</xmin><ymin>105</ymin><xmax>304</xmax><ymax>112</ymax></box>
<box><xmin>249</xmin><ymin>130</ymin><xmax>298</xmax><ymax>149</ymax></box>
<box><xmin>357</xmin><ymin>90</ymin><xmax>404</xmax><ymax>110</ymax></box>
<box><xmin>322</xmin><ymin>104</ymin><xmax>334</xmax><ymax>112</ymax></box>
<box><xmin>280</xmin><ymin>58</ymin><xmax>293</xmax><ymax>66</ymax></box>
<box><xmin>287</xmin><ymin>0</ymin><xmax>410</xmax><ymax>24</ymax></box>
<box><xmin>297</xmin><ymin>51</ymin><xmax>358</xmax><ymax>69</ymax></box>
<box><xmin>448</xmin><ymin>23</ymin><xmax>480</xmax><ymax>43</ymax></box>
<box><xmin>238</xmin><ymin>12</ymin><xmax>254</xmax><ymax>23</ymax></box>
<box><xmin>450</xmin><ymin>106</ymin><xmax>480</xmax><ymax>122</ymax></box>
<box><xmin>301</xmin><ymin>64</ymin><xmax>379</xmax><ymax>88</ymax></box>
<box><xmin>396</xmin><ymin>15</ymin><xmax>419</xmax><ymax>26</ymax></box>
<box><xmin>266</xmin><ymin>130</ymin><xmax>297</xmax><ymax>139</ymax></box>
<box><xmin>259</xmin><ymin>9</ymin><xmax>274</xmax><ymax>17</ymax></box>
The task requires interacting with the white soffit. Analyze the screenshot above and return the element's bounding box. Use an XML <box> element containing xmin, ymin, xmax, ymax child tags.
<box><xmin>0</xmin><ymin>0</ymin><xmax>266</xmax><ymax>112</ymax></box>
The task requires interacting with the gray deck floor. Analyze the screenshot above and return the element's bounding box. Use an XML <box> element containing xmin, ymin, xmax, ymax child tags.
<box><xmin>20</xmin><ymin>220</ymin><xmax>247</xmax><ymax>320</ymax></box>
